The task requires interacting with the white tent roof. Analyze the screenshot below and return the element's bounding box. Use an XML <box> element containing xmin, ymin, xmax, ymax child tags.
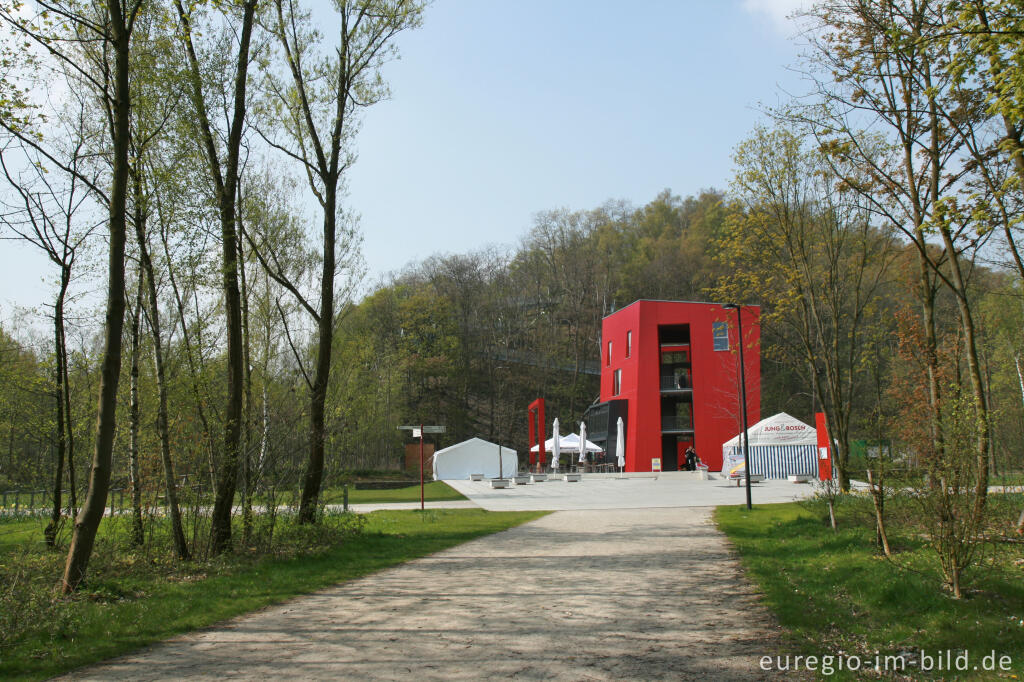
<box><xmin>561</xmin><ymin>433</ymin><xmax>602</xmax><ymax>453</ymax></box>
<box><xmin>530</xmin><ymin>435</ymin><xmax>577</xmax><ymax>452</ymax></box>
<box><xmin>529</xmin><ymin>434</ymin><xmax>602</xmax><ymax>453</ymax></box>
<box><xmin>722</xmin><ymin>412</ymin><xmax>816</xmax><ymax>448</ymax></box>
<box><xmin>432</xmin><ymin>437</ymin><xmax>519</xmax><ymax>480</ymax></box>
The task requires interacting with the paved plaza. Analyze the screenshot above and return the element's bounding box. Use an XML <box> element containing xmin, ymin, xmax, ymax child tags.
<box><xmin>444</xmin><ymin>471</ymin><xmax>821</xmax><ymax>512</ymax></box>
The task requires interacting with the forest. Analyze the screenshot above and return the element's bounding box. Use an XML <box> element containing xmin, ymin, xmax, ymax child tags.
<box><xmin>0</xmin><ymin>0</ymin><xmax>1021</xmax><ymax>602</ymax></box>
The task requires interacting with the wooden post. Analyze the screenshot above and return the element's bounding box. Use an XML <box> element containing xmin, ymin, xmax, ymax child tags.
<box><xmin>419</xmin><ymin>423</ymin><xmax>424</xmax><ymax>511</ymax></box>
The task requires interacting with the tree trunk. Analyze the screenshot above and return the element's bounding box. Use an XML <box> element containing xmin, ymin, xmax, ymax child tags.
<box><xmin>45</xmin><ymin>269</ymin><xmax>70</xmax><ymax>548</ymax></box>
<box><xmin>135</xmin><ymin>199</ymin><xmax>189</xmax><ymax>560</ymax></box>
<box><xmin>61</xmin><ymin>0</ymin><xmax>132</xmax><ymax>592</ymax></box>
<box><xmin>238</xmin><ymin>208</ymin><xmax>253</xmax><ymax>543</ymax></box>
<box><xmin>918</xmin><ymin>255</ymin><xmax>943</xmax><ymax>470</ymax></box>
<box><xmin>62</xmin><ymin>297</ymin><xmax>76</xmax><ymax>517</ymax></box>
<box><xmin>866</xmin><ymin>469</ymin><xmax>891</xmax><ymax>557</ymax></box>
<box><xmin>128</xmin><ymin>269</ymin><xmax>145</xmax><ymax>547</ymax></box>
<box><xmin>928</xmin><ymin>80</ymin><xmax>989</xmax><ymax>509</ymax></box>
<box><xmin>298</xmin><ymin>195</ymin><xmax>336</xmax><ymax>524</ymax></box>
<box><xmin>208</xmin><ymin>156</ymin><xmax>246</xmax><ymax>553</ymax></box>
<box><xmin>176</xmin><ymin>0</ymin><xmax>258</xmax><ymax>554</ymax></box>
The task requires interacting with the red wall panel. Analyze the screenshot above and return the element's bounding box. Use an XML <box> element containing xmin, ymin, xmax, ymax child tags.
<box><xmin>600</xmin><ymin>301</ymin><xmax>760</xmax><ymax>472</ymax></box>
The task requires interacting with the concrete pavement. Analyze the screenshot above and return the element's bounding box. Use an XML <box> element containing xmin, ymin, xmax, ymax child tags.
<box><xmin>445</xmin><ymin>471</ymin><xmax>823</xmax><ymax>512</ymax></box>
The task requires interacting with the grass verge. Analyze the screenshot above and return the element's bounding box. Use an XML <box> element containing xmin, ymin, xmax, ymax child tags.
<box><xmin>0</xmin><ymin>508</ymin><xmax>543</xmax><ymax>680</ymax></box>
<box><xmin>715</xmin><ymin>499</ymin><xmax>1024</xmax><ymax>680</ymax></box>
<box><xmin>250</xmin><ymin>481</ymin><xmax>468</xmax><ymax>507</ymax></box>
<box><xmin>324</xmin><ymin>480</ymin><xmax>467</xmax><ymax>505</ymax></box>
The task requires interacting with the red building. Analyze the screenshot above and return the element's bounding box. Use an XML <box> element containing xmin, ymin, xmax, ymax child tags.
<box><xmin>588</xmin><ymin>300</ymin><xmax>760</xmax><ymax>472</ymax></box>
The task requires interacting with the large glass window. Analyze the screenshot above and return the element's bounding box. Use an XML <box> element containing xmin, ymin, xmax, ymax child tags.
<box><xmin>712</xmin><ymin>321</ymin><xmax>729</xmax><ymax>351</ymax></box>
<box><xmin>661</xmin><ymin>350</ymin><xmax>690</xmax><ymax>364</ymax></box>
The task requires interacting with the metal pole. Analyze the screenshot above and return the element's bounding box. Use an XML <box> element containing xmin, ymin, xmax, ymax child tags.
<box><xmin>419</xmin><ymin>423</ymin><xmax>425</xmax><ymax>511</ymax></box>
<box><xmin>735</xmin><ymin>307</ymin><xmax>752</xmax><ymax>511</ymax></box>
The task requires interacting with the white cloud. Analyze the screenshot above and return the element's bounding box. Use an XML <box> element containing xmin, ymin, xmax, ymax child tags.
<box><xmin>741</xmin><ymin>0</ymin><xmax>810</xmax><ymax>36</ymax></box>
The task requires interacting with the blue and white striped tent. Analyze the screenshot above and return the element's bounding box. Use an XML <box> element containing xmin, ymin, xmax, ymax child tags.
<box><xmin>721</xmin><ymin>413</ymin><xmax>819</xmax><ymax>479</ymax></box>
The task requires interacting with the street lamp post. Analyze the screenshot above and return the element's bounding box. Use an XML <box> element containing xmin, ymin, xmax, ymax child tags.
<box><xmin>723</xmin><ymin>303</ymin><xmax>752</xmax><ymax>511</ymax></box>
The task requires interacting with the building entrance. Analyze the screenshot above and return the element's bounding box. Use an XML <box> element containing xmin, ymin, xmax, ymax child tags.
<box><xmin>661</xmin><ymin>435</ymin><xmax>679</xmax><ymax>471</ymax></box>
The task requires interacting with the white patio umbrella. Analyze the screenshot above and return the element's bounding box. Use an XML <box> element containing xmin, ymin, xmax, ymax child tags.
<box><xmin>616</xmin><ymin>416</ymin><xmax>626</xmax><ymax>472</ymax></box>
<box><xmin>551</xmin><ymin>418</ymin><xmax>561</xmax><ymax>471</ymax></box>
<box><xmin>578</xmin><ymin>421</ymin><xmax>588</xmax><ymax>470</ymax></box>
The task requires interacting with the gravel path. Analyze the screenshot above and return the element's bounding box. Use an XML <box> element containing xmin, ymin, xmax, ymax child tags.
<box><xmin>64</xmin><ymin>507</ymin><xmax>788</xmax><ymax>681</ymax></box>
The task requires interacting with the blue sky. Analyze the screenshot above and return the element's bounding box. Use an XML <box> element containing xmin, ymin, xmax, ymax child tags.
<box><xmin>346</xmin><ymin>0</ymin><xmax>809</xmax><ymax>281</ymax></box>
<box><xmin>1</xmin><ymin>0</ymin><xmax>808</xmax><ymax>321</ymax></box>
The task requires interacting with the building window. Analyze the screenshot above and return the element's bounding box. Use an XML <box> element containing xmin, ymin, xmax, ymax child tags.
<box><xmin>626</xmin><ymin>330</ymin><xmax>632</xmax><ymax>357</ymax></box>
<box><xmin>607</xmin><ymin>340</ymin><xmax>612</xmax><ymax>365</ymax></box>
<box><xmin>712</xmin><ymin>321</ymin><xmax>729</xmax><ymax>351</ymax></box>
<box><xmin>613</xmin><ymin>369</ymin><xmax>621</xmax><ymax>395</ymax></box>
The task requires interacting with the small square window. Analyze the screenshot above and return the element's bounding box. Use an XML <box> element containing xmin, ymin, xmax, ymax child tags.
<box><xmin>712</xmin><ymin>321</ymin><xmax>729</xmax><ymax>351</ymax></box>
<box><xmin>613</xmin><ymin>369</ymin><xmax>622</xmax><ymax>396</ymax></box>
<box><xmin>626</xmin><ymin>330</ymin><xmax>632</xmax><ymax>358</ymax></box>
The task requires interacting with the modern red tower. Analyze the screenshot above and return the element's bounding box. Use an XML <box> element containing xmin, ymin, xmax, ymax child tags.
<box><xmin>592</xmin><ymin>300</ymin><xmax>760</xmax><ymax>472</ymax></box>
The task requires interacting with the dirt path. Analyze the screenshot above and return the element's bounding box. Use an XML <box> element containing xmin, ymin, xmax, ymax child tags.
<box><xmin>64</xmin><ymin>508</ymin><xmax>788</xmax><ymax>681</ymax></box>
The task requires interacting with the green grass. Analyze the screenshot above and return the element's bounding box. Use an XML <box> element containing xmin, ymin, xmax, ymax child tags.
<box><xmin>991</xmin><ymin>472</ymin><xmax>1024</xmax><ymax>487</ymax></box>
<box><xmin>324</xmin><ymin>480</ymin><xmax>467</xmax><ymax>504</ymax></box>
<box><xmin>251</xmin><ymin>480</ymin><xmax>467</xmax><ymax>507</ymax></box>
<box><xmin>0</xmin><ymin>508</ymin><xmax>544</xmax><ymax>681</ymax></box>
<box><xmin>0</xmin><ymin>477</ymin><xmax>465</xmax><ymax>516</ymax></box>
<box><xmin>715</xmin><ymin>499</ymin><xmax>1024</xmax><ymax>680</ymax></box>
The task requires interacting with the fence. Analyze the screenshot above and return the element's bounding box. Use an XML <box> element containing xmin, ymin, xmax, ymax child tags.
<box><xmin>0</xmin><ymin>487</ymin><xmax>140</xmax><ymax>519</ymax></box>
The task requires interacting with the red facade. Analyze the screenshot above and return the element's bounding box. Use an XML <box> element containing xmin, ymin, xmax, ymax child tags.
<box><xmin>599</xmin><ymin>300</ymin><xmax>761</xmax><ymax>472</ymax></box>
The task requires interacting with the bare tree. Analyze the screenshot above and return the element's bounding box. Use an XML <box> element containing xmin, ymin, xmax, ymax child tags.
<box><xmin>175</xmin><ymin>0</ymin><xmax>258</xmax><ymax>553</ymax></box>
<box><xmin>254</xmin><ymin>0</ymin><xmax>422</xmax><ymax>522</ymax></box>
<box><xmin>0</xmin><ymin>127</ymin><xmax>98</xmax><ymax>546</ymax></box>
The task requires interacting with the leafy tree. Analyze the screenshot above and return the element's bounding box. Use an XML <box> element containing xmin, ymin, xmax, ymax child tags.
<box><xmin>0</xmin><ymin>122</ymin><xmax>97</xmax><ymax>545</ymax></box>
<box><xmin>175</xmin><ymin>0</ymin><xmax>258</xmax><ymax>553</ymax></box>
<box><xmin>799</xmin><ymin>0</ymin><xmax>994</xmax><ymax>508</ymax></box>
<box><xmin>714</xmin><ymin>125</ymin><xmax>898</xmax><ymax>491</ymax></box>
<box><xmin>256</xmin><ymin>0</ymin><xmax>423</xmax><ymax>521</ymax></box>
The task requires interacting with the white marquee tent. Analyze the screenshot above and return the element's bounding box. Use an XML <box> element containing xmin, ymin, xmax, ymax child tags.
<box><xmin>721</xmin><ymin>412</ymin><xmax>819</xmax><ymax>479</ymax></box>
<box><xmin>432</xmin><ymin>438</ymin><xmax>519</xmax><ymax>480</ymax></box>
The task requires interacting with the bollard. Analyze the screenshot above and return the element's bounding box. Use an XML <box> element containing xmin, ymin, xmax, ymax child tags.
<box><xmin>343</xmin><ymin>484</ymin><xmax>349</xmax><ymax>512</ymax></box>
<box><xmin>30</xmin><ymin>490</ymin><xmax>34</xmax><ymax>510</ymax></box>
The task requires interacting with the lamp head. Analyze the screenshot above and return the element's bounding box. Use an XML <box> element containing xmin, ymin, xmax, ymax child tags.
<box><xmin>722</xmin><ymin>303</ymin><xmax>739</xmax><ymax>310</ymax></box>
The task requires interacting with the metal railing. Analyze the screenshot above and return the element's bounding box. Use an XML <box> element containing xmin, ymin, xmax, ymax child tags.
<box><xmin>1</xmin><ymin>487</ymin><xmax>137</xmax><ymax>518</ymax></box>
<box><xmin>660</xmin><ymin>416</ymin><xmax>694</xmax><ymax>431</ymax></box>
<box><xmin>660</xmin><ymin>375</ymin><xmax>692</xmax><ymax>390</ymax></box>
